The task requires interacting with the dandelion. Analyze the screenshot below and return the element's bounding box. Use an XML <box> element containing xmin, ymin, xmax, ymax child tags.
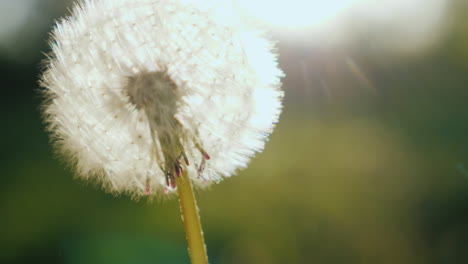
<box><xmin>40</xmin><ymin>0</ymin><xmax>283</xmax><ymax>263</ymax></box>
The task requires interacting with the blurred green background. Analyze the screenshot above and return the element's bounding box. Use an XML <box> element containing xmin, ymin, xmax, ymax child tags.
<box><xmin>1</xmin><ymin>0</ymin><xmax>468</xmax><ymax>263</ymax></box>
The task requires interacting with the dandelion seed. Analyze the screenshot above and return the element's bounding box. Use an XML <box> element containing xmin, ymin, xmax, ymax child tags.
<box><xmin>40</xmin><ymin>0</ymin><xmax>284</xmax><ymax>198</ymax></box>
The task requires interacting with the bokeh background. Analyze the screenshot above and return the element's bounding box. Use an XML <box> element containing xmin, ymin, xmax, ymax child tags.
<box><xmin>1</xmin><ymin>0</ymin><xmax>468</xmax><ymax>263</ymax></box>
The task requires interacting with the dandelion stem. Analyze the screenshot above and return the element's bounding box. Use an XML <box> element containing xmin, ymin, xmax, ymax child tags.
<box><xmin>177</xmin><ymin>171</ymin><xmax>208</xmax><ymax>264</ymax></box>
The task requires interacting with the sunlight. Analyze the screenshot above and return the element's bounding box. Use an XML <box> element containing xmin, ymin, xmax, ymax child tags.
<box><xmin>235</xmin><ymin>0</ymin><xmax>355</xmax><ymax>30</ymax></box>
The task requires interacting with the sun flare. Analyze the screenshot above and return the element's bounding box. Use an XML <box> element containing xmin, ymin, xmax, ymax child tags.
<box><xmin>235</xmin><ymin>0</ymin><xmax>355</xmax><ymax>30</ymax></box>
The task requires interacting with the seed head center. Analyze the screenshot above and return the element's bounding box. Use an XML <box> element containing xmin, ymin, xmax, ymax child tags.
<box><xmin>124</xmin><ymin>71</ymin><xmax>209</xmax><ymax>190</ymax></box>
<box><xmin>126</xmin><ymin>71</ymin><xmax>178</xmax><ymax>123</ymax></box>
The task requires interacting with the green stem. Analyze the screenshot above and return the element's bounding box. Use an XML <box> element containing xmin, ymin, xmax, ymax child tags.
<box><xmin>176</xmin><ymin>171</ymin><xmax>208</xmax><ymax>264</ymax></box>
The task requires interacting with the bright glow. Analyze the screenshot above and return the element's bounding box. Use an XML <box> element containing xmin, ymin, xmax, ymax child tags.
<box><xmin>352</xmin><ymin>0</ymin><xmax>449</xmax><ymax>54</ymax></box>
<box><xmin>235</xmin><ymin>0</ymin><xmax>355</xmax><ymax>30</ymax></box>
<box><xmin>236</xmin><ymin>0</ymin><xmax>449</xmax><ymax>55</ymax></box>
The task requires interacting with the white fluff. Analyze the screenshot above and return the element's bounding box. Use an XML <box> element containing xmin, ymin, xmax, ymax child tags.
<box><xmin>40</xmin><ymin>0</ymin><xmax>283</xmax><ymax>198</ymax></box>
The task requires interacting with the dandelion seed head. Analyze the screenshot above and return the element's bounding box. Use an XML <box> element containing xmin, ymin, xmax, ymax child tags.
<box><xmin>40</xmin><ymin>0</ymin><xmax>283</xmax><ymax>198</ymax></box>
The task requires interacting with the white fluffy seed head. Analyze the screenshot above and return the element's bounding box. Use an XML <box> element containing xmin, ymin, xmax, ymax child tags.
<box><xmin>40</xmin><ymin>0</ymin><xmax>284</xmax><ymax>198</ymax></box>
